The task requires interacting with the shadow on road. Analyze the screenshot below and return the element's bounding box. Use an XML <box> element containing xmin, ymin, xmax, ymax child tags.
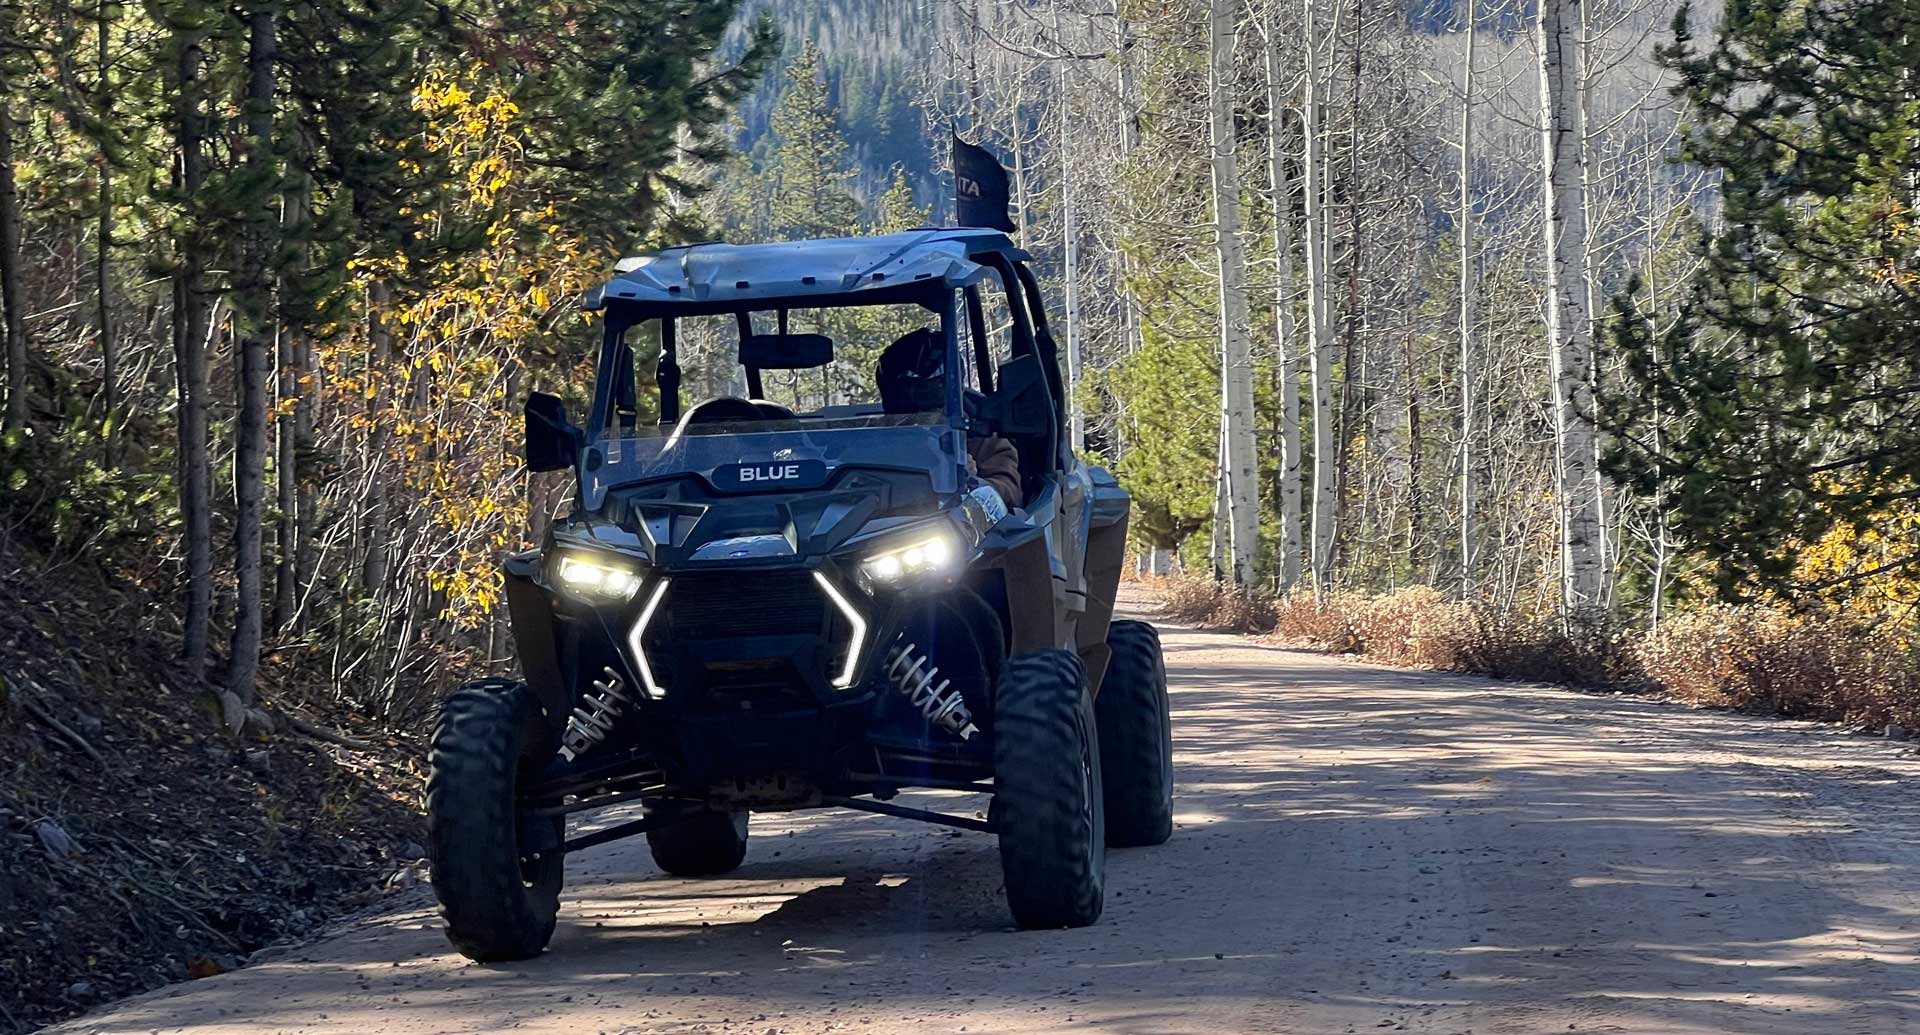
<box><xmin>64</xmin><ymin>620</ymin><xmax>1920</xmax><ymax>1035</ymax></box>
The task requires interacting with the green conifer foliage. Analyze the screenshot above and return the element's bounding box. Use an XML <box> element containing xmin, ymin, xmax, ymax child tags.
<box><xmin>870</xmin><ymin>164</ymin><xmax>927</xmax><ymax>234</ymax></box>
<box><xmin>475</xmin><ymin>1</ymin><xmax>778</xmax><ymax>251</ymax></box>
<box><xmin>1100</xmin><ymin>323</ymin><xmax>1219</xmax><ymax>555</ymax></box>
<box><xmin>1609</xmin><ymin>1</ymin><xmax>1920</xmax><ymax>599</ymax></box>
<box><xmin>767</xmin><ymin>42</ymin><xmax>860</xmax><ymax>241</ymax></box>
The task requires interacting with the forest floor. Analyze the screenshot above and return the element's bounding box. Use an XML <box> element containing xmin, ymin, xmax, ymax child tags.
<box><xmin>40</xmin><ymin>586</ymin><xmax>1920</xmax><ymax>1035</ymax></box>
<box><xmin>0</xmin><ymin>545</ymin><xmax>427</xmax><ymax>1035</ymax></box>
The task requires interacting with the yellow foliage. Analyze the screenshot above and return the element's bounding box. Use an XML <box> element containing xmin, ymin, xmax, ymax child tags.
<box><xmin>1791</xmin><ymin>494</ymin><xmax>1920</xmax><ymax>636</ymax></box>
<box><xmin>311</xmin><ymin>71</ymin><xmax>612</xmax><ymax>631</ymax></box>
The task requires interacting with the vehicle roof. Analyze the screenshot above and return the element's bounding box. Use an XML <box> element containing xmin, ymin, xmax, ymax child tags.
<box><xmin>582</xmin><ymin>228</ymin><xmax>1029</xmax><ymax>311</ymax></box>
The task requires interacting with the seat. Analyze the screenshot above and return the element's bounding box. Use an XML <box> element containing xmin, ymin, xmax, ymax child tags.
<box><xmin>684</xmin><ymin>397</ymin><xmax>794</xmax><ymax>426</ymax></box>
<box><xmin>986</xmin><ymin>354</ymin><xmax>1057</xmax><ymax>505</ymax></box>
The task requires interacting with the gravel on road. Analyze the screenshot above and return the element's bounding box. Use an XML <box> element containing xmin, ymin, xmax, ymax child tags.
<box><xmin>49</xmin><ymin>602</ymin><xmax>1920</xmax><ymax>1035</ymax></box>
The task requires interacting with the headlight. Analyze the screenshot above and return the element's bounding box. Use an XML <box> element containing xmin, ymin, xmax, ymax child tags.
<box><xmin>860</xmin><ymin>526</ymin><xmax>961</xmax><ymax>585</ymax></box>
<box><xmin>553</xmin><ymin>554</ymin><xmax>644</xmax><ymax>602</ymax></box>
<box><xmin>813</xmin><ymin>572</ymin><xmax>867</xmax><ymax>689</ymax></box>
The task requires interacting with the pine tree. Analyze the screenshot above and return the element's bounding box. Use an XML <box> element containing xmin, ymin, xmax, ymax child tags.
<box><xmin>1610</xmin><ymin>2</ymin><xmax>1920</xmax><ymax>600</ymax></box>
<box><xmin>225</xmin><ymin>0</ymin><xmax>279</xmax><ymax>703</ymax></box>
<box><xmin>703</xmin><ymin>152</ymin><xmax>774</xmax><ymax>243</ymax></box>
<box><xmin>768</xmin><ymin>42</ymin><xmax>860</xmax><ymax>240</ymax></box>
<box><xmin>869</xmin><ymin>164</ymin><xmax>926</xmax><ymax>234</ymax></box>
<box><xmin>1100</xmin><ymin>319</ymin><xmax>1223</xmax><ymax>566</ymax></box>
<box><xmin>477</xmin><ymin>1</ymin><xmax>778</xmax><ymax>250</ymax></box>
<box><xmin>156</xmin><ymin>0</ymin><xmax>221</xmax><ymax>666</ymax></box>
<box><xmin>0</xmin><ymin>0</ymin><xmax>37</xmax><ymax>431</ymax></box>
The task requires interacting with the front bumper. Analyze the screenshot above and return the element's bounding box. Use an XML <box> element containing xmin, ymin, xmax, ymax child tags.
<box><xmin>629</xmin><ymin>566</ymin><xmax>867</xmax><ymax>703</ymax></box>
<box><xmin>510</xmin><ymin>553</ymin><xmax>901</xmax><ymax>788</ymax></box>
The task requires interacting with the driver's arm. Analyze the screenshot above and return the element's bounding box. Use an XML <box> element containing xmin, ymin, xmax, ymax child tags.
<box><xmin>967</xmin><ymin>434</ymin><xmax>1024</xmax><ymax>509</ymax></box>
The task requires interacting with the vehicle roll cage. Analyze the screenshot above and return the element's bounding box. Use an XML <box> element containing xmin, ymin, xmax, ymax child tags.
<box><xmin>580</xmin><ymin>230</ymin><xmax>1071</xmax><ymax>472</ymax></box>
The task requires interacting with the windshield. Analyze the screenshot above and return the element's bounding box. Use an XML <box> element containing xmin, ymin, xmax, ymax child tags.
<box><xmin>576</xmin><ymin>291</ymin><xmax>974</xmax><ymax>508</ymax></box>
<box><xmin>594</xmin><ymin>295</ymin><xmax>963</xmax><ymax>440</ymax></box>
<box><xmin>671</xmin><ymin>305</ymin><xmax>934</xmax><ymax>420</ymax></box>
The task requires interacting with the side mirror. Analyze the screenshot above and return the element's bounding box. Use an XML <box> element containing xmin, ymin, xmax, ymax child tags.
<box><xmin>525</xmin><ymin>392</ymin><xmax>584</xmax><ymax>473</ymax></box>
<box><xmin>985</xmin><ymin>354</ymin><xmax>1054</xmax><ymax>438</ymax></box>
<box><xmin>740</xmin><ymin>333</ymin><xmax>833</xmax><ymax>370</ymax></box>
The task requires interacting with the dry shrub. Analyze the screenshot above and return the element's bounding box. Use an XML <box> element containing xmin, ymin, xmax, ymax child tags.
<box><xmin>1157</xmin><ymin>575</ymin><xmax>1226</xmax><ymax>625</ymax></box>
<box><xmin>1350</xmin><ymin>586</ymin><xmax>1468</xmax><ymax>667</ymax></box>
<box><xmin>1275</xmin><ymin>587</ymin><xmax>1479</xmax><ymax>667</ymax></box>
<box><xmin>1274</xmin><ymin>592</ymin><xmax>1361</xmax><ymax>652</ymax></box>
<box><xmin>1210</xmin><ymin>588</ymin><xmax>1278</xmax><ymax>634</ymax></box>
<box><xmin>1638</xmin><ymin>606</ymin><xmax>1920</xmax><ymax>728</ymax></box>
<box><xmin>1166</xmin><ymin>575</ymin><xmax>1920</xmax><ymax>730</ymax></box>
<box><xmin>1274</xmin><ymin>586</ymin><xmax>1629</xmax><ymax>688</ymax></box>
<box><xmin>1154</xmin><ymin>575</ymin><xmax>1278</xmax><ymax>633</ymax></box>
<box><xmin>1441</xmin><ymin>607</ymin><xmax>1626</xmax><ymax>689</ymax></box>
<box><xmin>1631</xmin><ymin>605</ymin><xmax>1759</xmax><ymax>705</ymax></box>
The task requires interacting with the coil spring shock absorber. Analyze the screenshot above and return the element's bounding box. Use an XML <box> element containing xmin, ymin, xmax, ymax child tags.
<box><xmin>884</xmin><ymin>643</ymin><xmax>979</xmax><ymax>741</ymax></box>
<box><xmin>559</xmin><ymin>667</ymin><xmax>630</xmax><ymax>762</ymax></box>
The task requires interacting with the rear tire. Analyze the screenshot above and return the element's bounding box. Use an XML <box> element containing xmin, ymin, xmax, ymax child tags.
<box><xmin>647</xmin><ymin>805</ymin><xmax>749</xmax><ymax>876</ymax></box>
<box><xmin>993</xmin><ymin>649</ymin><xmax>1105</xmax><ymax>929</ymax></box>
<box><xmin>1096</xmin><ymin>620</ymin><xmax>1174</xmax><ymax>847</ymax></box>
<box><xmin>427</xmin><ymin>680</ymin><xmax>563</xmax><ymax>962</ymax></box>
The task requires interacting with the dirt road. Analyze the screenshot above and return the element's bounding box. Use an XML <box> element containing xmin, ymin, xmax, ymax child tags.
<box><xmin>51</xmin><ymin>607</ymin><xmax>1920</xmax><ymax>1035</ymax></box>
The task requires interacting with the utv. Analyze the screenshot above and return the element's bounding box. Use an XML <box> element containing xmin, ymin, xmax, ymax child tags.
<box><xmin>426</xmin><ymin>227</ymin><xmax>1173</xmax><ymax>962</ymax></box>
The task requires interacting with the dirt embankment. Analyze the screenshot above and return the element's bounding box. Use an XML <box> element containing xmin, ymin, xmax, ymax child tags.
<box><xmin>0</xmin><ymin>553</ymin><xmax>426</xmax><ymax>1035</ymax></box>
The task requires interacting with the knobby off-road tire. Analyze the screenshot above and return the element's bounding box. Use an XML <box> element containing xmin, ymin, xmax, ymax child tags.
<box><xmin>646</xmin><ymin>805</ymin><xmax>749</xmax><ymax>876</ymax></box>
<box><xmin>427</xmin><ymin>680</ymin><xmax>563</xmax><ymax>962</ymax></box>
<box><xmin>1096</xmin><ymin>620</ymin><xmax>1174</xmax><ymax>847</ymax></box>
<box><xmin>993</xmin><ymin>648</ymin><xmax>1105</xmax><ymax>929</ymax></box>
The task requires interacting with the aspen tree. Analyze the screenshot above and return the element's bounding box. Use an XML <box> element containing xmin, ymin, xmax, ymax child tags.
<box><xmin>1303</xmin><ymin>0</ymin><xmax>1337</xmax><ymax>592</ymax></box>
<box><xmin>1263</xmin><ymin>2</ymin><xmax>1303</xmax><ymax>593</ymax></box>
<box><xmin>1456</xmin><ymin>0</ymin><xmax>1478</xmax><ymax>595</ymax></box>
<box><xmin>1538</xmin><ymin>0</ymin><xmax>1606</xmax><ymax>621</ymax></box>
<box><xmin>1208</xmin><ymin>0</ymin><xmax>1260</xmax><ymax>587</ymax></box>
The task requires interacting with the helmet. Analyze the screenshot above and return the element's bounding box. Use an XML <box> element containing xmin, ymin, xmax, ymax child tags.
<box><xmin>876</xmin><ymin>328</ymin><xmax>947</xmax><ymax>414</ymax></box>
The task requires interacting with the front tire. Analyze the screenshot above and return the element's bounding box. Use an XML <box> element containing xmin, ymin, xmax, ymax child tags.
<box><xmin>646</xmin><ymin>805</ymin><xmax>750</xmax><ymax>876</ymax></box>
<box><xmin>993</xmin><ymin>649</ymin><xmax>1105</xmax><ymax>929</ymax></box>
<box><xmin>1096</xmin><ymin>620</ymin><xmax>1174</xmax><ymax>847</ymax></box>
<box><xmin>427</xmin><ymin>680</ymin><xmax>563</xmax><ymax>962</ymax></box>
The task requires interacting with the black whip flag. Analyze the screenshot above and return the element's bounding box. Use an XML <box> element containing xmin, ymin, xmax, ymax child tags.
<box><xmin>952</xmin><ymin>133</ymin><xmax>1017</xmax><ymax>233</ymax></box>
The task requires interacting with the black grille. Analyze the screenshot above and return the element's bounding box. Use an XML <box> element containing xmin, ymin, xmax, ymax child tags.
<box><xmin>667</xmin><ymin>571</ymin><xmax>825</xmax><ymax>639</ymax></box>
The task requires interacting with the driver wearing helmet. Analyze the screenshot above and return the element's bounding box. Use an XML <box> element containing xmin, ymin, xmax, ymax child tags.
<box><xmin>876</xmin><ymin>328</ymin><xmax>1024</xmax><ymax>511</ymax></box>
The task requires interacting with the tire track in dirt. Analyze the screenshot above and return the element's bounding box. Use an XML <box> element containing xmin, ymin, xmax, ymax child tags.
<box><xmin>47</xmin><ymin>602</ymin><xmax>1920</xmax><ymax>1034</ymax></box>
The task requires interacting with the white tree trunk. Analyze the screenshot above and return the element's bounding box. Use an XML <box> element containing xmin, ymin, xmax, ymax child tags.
<box><xmin>1576</xmin><ymin>0</ymin><xmax>1613</xmax><ymax>608</ymax></box>
<box><xmin>1112</xmin><ymin>5</ymin><xmax>1142</xmax><ymax>356</ymax></box>
<box><xmin>1303</xmin><ymin>0</ymin><xmax>1337</xmax><ymax>592</ymax></box>
<box><xmin>1050</xmin><ymin>0</ymin><xmax>1084</xmax><ymax>451</ymax></box>
<box><xmin>1059</xmin><ymin>61</ymin><xmax>1083</xmax><ymax>452</ymax></box>
<box><xmin>1265</xmin><ymin>11</ymin><xmax>1303</xmax><ymax>594</ymax></box>
<box><xmin>1647</xmin><ymin>212</ymin><xmax>1669</xmax><ymax>631</ymax></box>
<box><xmin>1538</xmin><ymin>0</ymin><xmax>1605</xmax><ymax>620</ymax></box>
<box><xmin>1208</xmin><ymin>0</ymin><xmax>1260</xmax><ymax>588</ymax></box>
<box><xmin>1457</xmin><ymin>0</ymin><xmax>1477</xmax><ymax>596</ymax></box>
<box><xmin>1211</xmin><ymin>422</ymin><xmax>1228</xmax><ymax>578</ymax></box>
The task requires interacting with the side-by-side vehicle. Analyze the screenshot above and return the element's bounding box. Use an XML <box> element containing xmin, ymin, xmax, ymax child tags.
<box><xmin>426</xmin><ymin>228</ymin><xmax>1174</xmax><ymax>960</ymax></box>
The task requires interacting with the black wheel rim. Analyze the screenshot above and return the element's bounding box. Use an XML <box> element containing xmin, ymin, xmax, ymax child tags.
<box><xmin>1080</xmin><ymin>731</ymin><xmax>1097</xmax><ymax>855</ymax></box>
